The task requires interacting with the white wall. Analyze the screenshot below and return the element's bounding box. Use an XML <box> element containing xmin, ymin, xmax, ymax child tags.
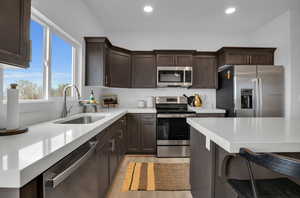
<box><xmin>101</xmin><ymin>88</ymin><xmax>216</xmax><ymax>108</ymax></box>
<box><xmin>107</xmin><ymin>32</ymin><xmax>251</xmax><ymax>51</ymax></box>
<box><xmin>248</xmin><ymin>11</ymin><xmax>291</xmax><ymax>117</ymax></box>
<box><xmin>31</xmin><ymin>0</ymin><xmax>105</xmax><ymax>41</ymax></box>
<box><xmin>290</xmin><ymin>0</ymin><xmax>300</xmax><ymax>118</ymax></box>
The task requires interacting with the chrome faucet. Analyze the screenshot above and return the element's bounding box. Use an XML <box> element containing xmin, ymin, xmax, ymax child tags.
<box><xmin>61</xmin><ymin>84</ymin><xmax>81</xmax><ymax>118</ymax></box>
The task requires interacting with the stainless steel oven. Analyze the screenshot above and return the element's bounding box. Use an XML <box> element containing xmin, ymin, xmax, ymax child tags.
<box><xmin>156</xmin><ymin>96</ymin><xmax>196</xmax><ymax>158</ymax></box>
<box><xmin>157</xmin><ymin>66</ymin><xmax>193</xmax><ymax>87</ymax></box>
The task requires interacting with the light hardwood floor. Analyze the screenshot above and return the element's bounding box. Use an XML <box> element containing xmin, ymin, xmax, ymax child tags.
<box><xmin>106</xmin><ymin>155</ymin><xmax>193</xmax><ymax>198</ymax></box>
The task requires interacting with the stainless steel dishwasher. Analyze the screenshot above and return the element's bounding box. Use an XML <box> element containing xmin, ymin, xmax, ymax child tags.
<box><xmin>43</xmin><ymin>139</ymin><xmax>99</xmax><ymax>198</ymax></box>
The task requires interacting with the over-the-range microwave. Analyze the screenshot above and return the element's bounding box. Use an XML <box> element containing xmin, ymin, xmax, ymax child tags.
<box><xmin>157</xmin><ymin>66</ymin><xmax>193</xmax><ymax>88</ymax></box>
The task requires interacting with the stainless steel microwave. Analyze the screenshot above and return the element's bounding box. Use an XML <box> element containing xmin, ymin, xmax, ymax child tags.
<box><xmin>157</xmin><ymin>66</ymin><xmax>193</xmax><ymax>87</ymax></box>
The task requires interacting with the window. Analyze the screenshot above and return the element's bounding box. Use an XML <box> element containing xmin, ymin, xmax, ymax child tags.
<box><xmin>51</xmin><ymin>33</ymin><xmax>73</xmax><ymax>97</ymax></box>
<box><xmin>3</xmin><ymin>16</ymin><xmax>78</xmax><ymax>100</ymax></box>
<box><xmin>4</xmin><ymin>20</ymin><xmax>44</xmax><ymax>99</ymax></box>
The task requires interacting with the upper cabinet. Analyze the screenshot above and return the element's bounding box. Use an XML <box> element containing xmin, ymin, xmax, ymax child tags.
<box><xmin>155</xmin><ymin>51</ymin><xmax>194</xmax><ymax>66</ymax></box>
<box><xmin>217</xmin><ymin>47</ymin><xmax>276</xmax><ymax>67</ymax></box>
<box><xmin>85</xmin><ymin>37</ymin><xmax>110</xmax><ymax>86</ymax></box>
<box><xmin>107</xmin><ymin>48</ymin><xmax>131</xmax><ymax>88</ymax></box>
<box><xmin>85</xmin><ymin>37</ymin><xmax>277</xmax><ymax>89</ymax></box>
<box><xmin>0</xmin><ymin>0</ymin><xmax>31</xmax><ymax>68</ymax></box>
<box><xmin>131</xmin><ymin>53</ymin><xmax>156</xmax><ymax>88</ymax></box>
<box><xmin>193</xmin><ymin>53</ymin><xmax>217</xmax><ymax>89</ymax></box>
<box><xmin>85</xmin><ymin>38</ymin><xmax>132</xmax><ymax>88</ymax></box>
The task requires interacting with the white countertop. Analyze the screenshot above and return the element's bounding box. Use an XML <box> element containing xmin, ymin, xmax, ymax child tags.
<box><xmin>0</xmin><ymin>106</ymin><xmax>227</xmax><ymax>189</ymax></box>
<box><xmin>188</xmin><ymin>106</ymin><xmax>226</xmax><ymax>114</ymax></box>
<box><xmin>187</xmin><ymin>117</ymin><xmax>300</xmax><ymax>154</ymax></box>
<box><xmin>0</xmin><ymin>109</ymin><xmax>134</xmax><ymax>188</ymax></box>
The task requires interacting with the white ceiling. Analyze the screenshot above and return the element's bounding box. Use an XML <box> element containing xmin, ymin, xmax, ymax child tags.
<box><xmin>83</xmin><ymin>0</ymin><xmax>291</xmax><ymax>34</ymax></box>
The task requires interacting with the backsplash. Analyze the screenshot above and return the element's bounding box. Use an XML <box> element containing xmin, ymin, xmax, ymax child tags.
<box><xmin>100</xmin><ymin>88</ymin><xmax>216</xmax><ymax>108</ymax></box>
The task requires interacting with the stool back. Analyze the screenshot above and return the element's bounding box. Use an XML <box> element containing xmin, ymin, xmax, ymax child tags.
<box><xmin>240</xmin><ymin>148</ymin><xmax>300</xmax><ymax>180</ymax></box>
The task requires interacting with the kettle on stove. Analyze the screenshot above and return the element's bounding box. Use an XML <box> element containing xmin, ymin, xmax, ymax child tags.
<box><xmin>194</xmin><ymin>94</ymin><xmax>202</xmax><ymax>107</ymax></box>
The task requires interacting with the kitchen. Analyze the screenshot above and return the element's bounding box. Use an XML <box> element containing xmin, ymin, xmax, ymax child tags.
<box><xmin>0</xmin><ymin>0</ymin><xmax>300</xmax><ymax>198</ymax></box>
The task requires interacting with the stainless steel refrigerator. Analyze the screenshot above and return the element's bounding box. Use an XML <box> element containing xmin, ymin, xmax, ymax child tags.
<box><xmin>216</xmin><ymin>65</ymin><xmax>284</xmax><ymax>117</ymax></box>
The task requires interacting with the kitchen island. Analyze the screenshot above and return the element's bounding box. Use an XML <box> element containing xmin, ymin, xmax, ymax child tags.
<box><xmin>187</xmin><ymin>117</ymin><xmax>300</xmax><ymax>198</ymax></box>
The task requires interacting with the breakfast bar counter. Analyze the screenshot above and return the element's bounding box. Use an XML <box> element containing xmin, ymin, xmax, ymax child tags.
<box><xmin>187</xmin><ymin>117</ymin><xmax>300</xmax><ymax>198</ymax></box>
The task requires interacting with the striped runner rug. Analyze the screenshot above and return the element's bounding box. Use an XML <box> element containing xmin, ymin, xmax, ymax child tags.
<box><xmin>122</xmin><ymin>162</ymin><xmax>190</xmax><ymax>191</ymax></box>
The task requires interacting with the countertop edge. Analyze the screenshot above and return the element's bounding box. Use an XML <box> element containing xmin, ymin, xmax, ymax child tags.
<box><xmin>10</xmin><ymin>111</ymin><xmax>127</xmax><ymax>188</ymax></box>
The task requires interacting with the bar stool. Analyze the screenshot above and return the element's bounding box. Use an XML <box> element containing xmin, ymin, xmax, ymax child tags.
<box><xmin>227</xmin><ymin>148</ymin><xmax>300</xmax><ymax>198</ymax></box>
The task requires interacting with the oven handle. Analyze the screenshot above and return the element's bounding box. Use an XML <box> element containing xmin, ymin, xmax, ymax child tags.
<box><xmin>157</xmin><ymin>114</ymin><xmax>197</xmax><ymax>118</ymax></box>
<box><xmin>45</xmin><ymin>140</ymin><xmax>98</xmax><ymax>188</ymax></box>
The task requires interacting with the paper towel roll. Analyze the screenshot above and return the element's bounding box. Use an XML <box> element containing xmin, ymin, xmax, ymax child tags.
<box><xmin>6</xmin><ymin>84</ymin><xmax>20</xmax><ymax>130</ymax></box>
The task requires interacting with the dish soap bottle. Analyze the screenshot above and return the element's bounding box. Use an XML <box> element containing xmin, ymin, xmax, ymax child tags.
<box><xmin>194</xmin><ymin>94</ymin><xmax>202</xmax><ymax>107</ymax></box>
<box><xmin>89</xmin><ymin>89</ymin><xmax>96</xmax><ymax>104</ymax></box>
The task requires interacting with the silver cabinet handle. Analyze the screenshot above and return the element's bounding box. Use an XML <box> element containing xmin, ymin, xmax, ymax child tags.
<box><xmin>252</xmin><ymin>78</ymin><xmax>259</xmax><ymax>117</ymax></box>
<box><xmin>110</xmin><ymin>139</ymin><xmax>115</xmax><ymax>152</ymax></box>
<box><xmin>157</xmin><ymin>114</ymin><xmax>197</xmax><ymax>118</ymax></box>
<box><xmin>119</xmin><ymin>130</ymin><xmax>123</xmax><ymax>139</ymax></box>
<box><xmin>258</xmin><ymin>78</ymin><xmax>263</xmax><ymax>117</ymax></box>
<box><xmin>46</xmin><ymin>140</ymin><xmax>98</xmax><ymax>188</ymax></box>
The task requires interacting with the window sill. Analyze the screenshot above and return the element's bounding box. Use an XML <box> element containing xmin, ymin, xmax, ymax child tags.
<box><xmin>2</xmin><ymin>99</ymin><xmax>55</xmax><ymax>105</ymax></box>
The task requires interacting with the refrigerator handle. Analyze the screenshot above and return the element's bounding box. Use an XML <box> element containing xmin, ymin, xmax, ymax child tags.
<box><xmin>258</xmin><ymin>78</ymin><xmax>263</xmax><ymax>117</ymax></box>
<box><xmin>252</xmin><ymin>78</ymin><xmax>259</xmax><ymax>117</ymax></box>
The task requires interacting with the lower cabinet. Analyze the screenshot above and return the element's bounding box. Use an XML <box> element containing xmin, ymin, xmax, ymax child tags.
<box><xmin>20</xmin><ymin>114</ymin><xmax>153</xmax><ymax>198</ymax></box>
<box><xmin>96</xmin><ymin>116</ymin><xmax>127</xmax><ymax>198</ymax></box>
<box><xmin>126</xmin><ymin>114</ymin><xmax>156</xmax><ymax>154</ymax></box>
<box><xmin>96</xmin><ymin>137</ymin><xmax>110</xmax><ymax>198</ymax></box>
<box><xmin>190</xmin><ymin>127</ymin><xmax>215</xmax><ymax>198</ymax></box>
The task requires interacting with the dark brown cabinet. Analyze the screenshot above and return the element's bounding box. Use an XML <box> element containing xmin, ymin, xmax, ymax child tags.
<box><xmin>85</xmin><ymin>37</ymin><xmax>276</xmax><ymax>89</ymax></box>
<box><xmin>126</xmin><ymin>114</ymin><xmax>140</xmax><ymax>153</ymax></box>
<box><xmin>217</xmin><ymin>47</ymin><xmax>276</xmax><ymax>67</ymax></box>
<box><xmin>193</xmin><ymin>53</ymin><xmax>217</xmax><ymax>89</ymax></box>
<box><xmin>0</xmin><ymin>0</ymin><xmax>31</xmax><ymax>68</ymax></box>
<box><xmin>156</xmin><ymin>51</ymin><xmax>194</xmax><ymax>66</ymax></box>
<box><xmin>126</xmin><ymin>114</ymin><xmax>156</xmax><ymax>154</ymax></box>
<box><xmin>85</xmin><ymin>37</ymin><xmax>110</xmax><ymax>86</ymax></box>
<box><xmin>190</xmin><ymin>128</ymin><xmax>215</xmax><ymax>198</ymax></box>
<box><xmin>96</xmin><ymin>136</ymin><xmax>110</xmax><ymax>198</ymax></box>
<box><xmin>107</xmin><ymin>48</ymin><xmax>131</xmax><ymax>88</ymax></box>
<box><xmin>131</xmin><ymin>53</ymin><xmax>156</xmax><ymax>88</ymax></box>
<box><xmin>140</xmin><ymin>114</ymin><xmax>157</xmax><ymax>153</ymax></box>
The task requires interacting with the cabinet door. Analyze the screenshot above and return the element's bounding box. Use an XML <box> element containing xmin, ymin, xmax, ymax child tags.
<box><xmin>108</xmin><ymin>136</ymin><xmax>118</xmax><ymax>184</ymax></box>
<box><xmin>193</xmin><ymin>55</ymin><xmax>217</xmax><ymax>88</ymax></box>
<box><xmin>97</xmin><ymin>141</ymin><xmax>110</xmax><ymax>198</ymax></box>
<box><xmin>108</xmin><ymin>49</ymin><xmax>131</xmax><ymax>88</ymax></box>
<box><xmin>140</xmin><ymin>114</ymin><xmax>156</xmax><ymax>154</ymax></box>
<box><xmin>0</xmin><ymin>0</ymin><xmax>31</xmax><ymax>68</ymax></box>
<box><xmin>225</xmin><ymin>51</ymin><xmax>249</xmax><ymax>65</ymax></box>
<box><xmin>175</xmin><ymin>54</ymin><xmax>193</xmax><ymax>66</ymax></box>
<box><xmin>132</xmin><ymin>54</ymin><xmax>156</xmax><ymax>88</ymax></box>
<box><xmin>190</xmin><ymin>128</ymin><xmax>215</xmax><ymax>198</ymax></box>
<box><xmin>249</xmin><ymin>51</ymin><xmax>274</xmax><ymax>65</ymax></box>
<box><xmin>156</xmin><ymin>54</ymin><xmax>175</xmax><ymax>66</ymax></box>
<box><xmin>114</xmin><ymin>119</ymin><xmax>126</xmax><ymax>162</ymax></box>
<box><xmin>126</xmin><ymin>114</ymin><xmax>140</xmax><ymax>153</ymax></box>
<box><xmin>85</xmin><ymin>42</ymin><xmax>107</xmax><ymax>86</ymax></box>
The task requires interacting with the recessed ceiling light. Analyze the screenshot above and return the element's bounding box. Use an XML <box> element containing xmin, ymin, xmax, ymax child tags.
<box><xmin>143</xmin><ymin>5</ymin><xmax>153</xmax><ymax>13</ymax></box>
<box><xmin>225</xmin><ymin>7</ymin><xmax>236</xmax><ymax>15</ymax></box>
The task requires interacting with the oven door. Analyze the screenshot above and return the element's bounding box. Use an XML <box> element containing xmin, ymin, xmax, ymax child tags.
<box><xmin>157</xmin><ymin>117</ymin><xmax>190</xmax><ymax>146</ymax></box>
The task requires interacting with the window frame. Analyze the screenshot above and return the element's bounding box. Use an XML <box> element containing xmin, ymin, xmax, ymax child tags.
<box><xmin>1</xmin><ymin>8</ymin><xmax>81</xmax><ymax>102</ymax></box>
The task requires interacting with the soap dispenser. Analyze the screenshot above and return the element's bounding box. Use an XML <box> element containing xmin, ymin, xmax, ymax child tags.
<box><xmin>89</xmin><ymin>89</ymin><xmax>96</xmax><ymax>104</ymax></box>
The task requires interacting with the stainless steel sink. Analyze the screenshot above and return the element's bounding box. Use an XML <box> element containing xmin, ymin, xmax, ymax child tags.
<box><xmin>55</xmin><ymin>116</ymin><xmax>105</xmax><ymax>124</ymax></box>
